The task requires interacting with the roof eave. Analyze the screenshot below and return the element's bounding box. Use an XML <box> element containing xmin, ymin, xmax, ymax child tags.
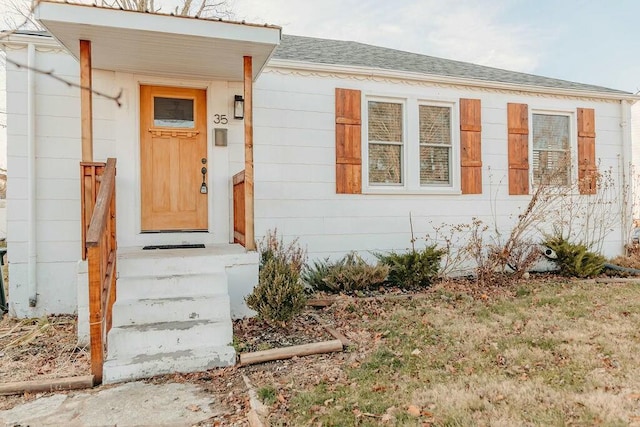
<box><xmin>0</xmin><ymin>32</ymin><xmax>60</xmax><ymax>48</ymax></box>
<box><xmin>267</xmin><ymin>58</ymin><xmax>639</xmax><ymax>102</ymax></box>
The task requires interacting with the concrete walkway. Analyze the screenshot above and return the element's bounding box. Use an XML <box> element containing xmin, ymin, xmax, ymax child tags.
<box><xmin>0</xmin><ymin>381</ymin><xmax>221</xmax><ymax>426</ymax></box>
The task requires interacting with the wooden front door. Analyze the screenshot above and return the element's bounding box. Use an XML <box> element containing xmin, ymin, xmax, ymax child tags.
<box><xmin>140</xmin><ymin>85</ymin><xmax>208</xmax><ymax>231</ymax></box>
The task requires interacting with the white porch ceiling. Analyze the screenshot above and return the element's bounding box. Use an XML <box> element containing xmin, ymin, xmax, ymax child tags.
<box><xmin>34</xmin><ymin>1</ymin><xmax>282</xmax><ymax>81</ymax></box>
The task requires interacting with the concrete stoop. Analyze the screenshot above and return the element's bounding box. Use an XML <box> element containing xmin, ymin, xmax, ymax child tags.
<box><xmin>103</xmin><ymin>247</ymin><xmax>240</xmax><ymax>384</ymax></box>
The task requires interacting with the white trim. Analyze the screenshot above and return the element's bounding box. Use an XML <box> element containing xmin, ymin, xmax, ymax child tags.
<box><xmin>528</xmin><ymin>108</ymin><xmax>576</xmax><ymax>192</ymax></box>
<box><xmin>362</xmin><ymin>93</ymin><xmax>460</xmax><ymax>195</ymax></box>
<box><xmin>35</xmin><ymin>2</ymin><xmax>281</xmax><ymax>46</ymax></box>
<box><xmin>416</xmin><ymin>100</ymin><xmax>459</xmax><ymax>191</ymax></box>
<box><xmin>362</xmin><ymin>96</ymin><xmax>407</xmax><ymax>191</ymax></box>
<box><xmin>27</xmin><ymin>42</ymin><xmax>38</xmax><ymax>308</ymax></box>
<box><xmin>0</xmin><ymin>33</ymin><xmax>61</xmax><ymax>48</ymax></box>
<box><xmin>268</xmin><ymin>59</ymin><xmax>640</xmax><ymax>102</ymax></box>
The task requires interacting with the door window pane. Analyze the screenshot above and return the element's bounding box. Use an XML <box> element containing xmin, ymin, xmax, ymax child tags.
<box><xmin>153</xmin><ymin>97</ymin><xmax>194</xmax><ymax>128</ymax></box>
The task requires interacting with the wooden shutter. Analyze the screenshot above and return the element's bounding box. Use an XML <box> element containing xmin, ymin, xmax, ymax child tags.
<box><xmin>335</xmin><ymin>88</ymin><xmax>362</xmax><ymax>194</ymax></box>
<box><xmin>507</xmin><ymin>103</ymin><xmax>529</xmax><ymax>195</ymax></box>
<box><xmin>577</xmin><ymin>108</ymin><xmax>597</xmax><ymax>195</ymax></box>
<box><xmin>460</xmin><ymin>98</ymin><xmax>482</xmax><ymax>194</ymax></box>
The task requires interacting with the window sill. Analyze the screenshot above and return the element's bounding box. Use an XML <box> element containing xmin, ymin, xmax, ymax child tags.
<box><xmin>363</xmin><ymin>187</ymin><xmax>463</xmax><ymax>196</ymax></box>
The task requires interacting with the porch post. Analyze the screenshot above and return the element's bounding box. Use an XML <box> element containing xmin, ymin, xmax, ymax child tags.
<box><xmin>243</xmin><ymin>56</ymin><xmax>255</xmax><ymax>250</ymax></box>
<box><xmin>80</xmin><ymin>40</ymin><xmax>93</xmax><ymax>162</ymax></box>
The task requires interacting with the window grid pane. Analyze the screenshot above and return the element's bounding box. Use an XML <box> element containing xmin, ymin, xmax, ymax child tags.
<box><xmin>419</xmin><ymin>105</ymin><xmax>451</xmax><ymax>145</ymax></box>
<box><xmin>368</xmin><ymin>101</ymin><xmax>403</xmax><ymax>185</ymax></box>
<box><xmin>369</xmin><ymin>144</ymin><xmax>402</xmax><ymax>184</ymax></box>
<box><xmin>420</xmin><ymin>145</ymin><xmax>450</xmax><ymax>184</ymax></box>
<box><xmin>368</xmin><ymin>101</ymin><xmax>403</xmax><ymax>142</ymax></box>
<box><xmin>419</xmin><ymin>105</ymin><xmax>452</xmax><ymax>185</ymax></box>
<box><xmin>532</xmin><ymin>114</ymin><xmax>570</xmax><ymax>186</ymax></box>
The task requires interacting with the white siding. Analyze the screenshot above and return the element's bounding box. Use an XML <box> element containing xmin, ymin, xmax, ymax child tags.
<box><xmin>252</xmin><ymin>70</ymin><xmax>628</xmax><ymax>262</ymax></box>
<box><xmin>5</xmin><ymin>46</ymin><xmax>116</xmax><ymax>316</ymax></box>
<box><xmin>632</xmin><ymin>102</ymin><xmax>640</xmax><ymax>220</ymax></box>
<box><xmin>4</xmin><ymin>38</ymin><xmax>632</xmax><ymax>317</ymax></box>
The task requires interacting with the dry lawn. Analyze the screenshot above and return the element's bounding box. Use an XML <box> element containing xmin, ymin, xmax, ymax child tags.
<box><xmin>251</xmin><ymin>280</ymin><xmax>640</xmax><ymax>426</ymax></box>
<box><xmin>0</xmin><ymin>315</ymin><xmax>89</xmax><ymax>381</ymax></box>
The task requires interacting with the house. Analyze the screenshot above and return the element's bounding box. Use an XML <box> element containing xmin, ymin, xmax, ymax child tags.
<box><xmin>2</xmin><ymin>1</ymin><xmax>637</xmax><ymax>383</ymax></box>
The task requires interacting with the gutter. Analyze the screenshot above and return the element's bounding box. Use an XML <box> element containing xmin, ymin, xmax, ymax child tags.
<box><xmin>27</xmin><ymin>43</ymin><xmax>38</xmax><ymax>307</ymax></box>
<box><xmin>267</xmin><ymin>59</ymin><xmax>640</xmax><ymax>103</ymax></box>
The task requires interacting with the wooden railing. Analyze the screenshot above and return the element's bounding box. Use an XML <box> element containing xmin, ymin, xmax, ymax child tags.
<box><xmin>233</xmin><ymin>170</ymin><xmax>246</xmax><ymax>246</ymax></box>
<box><xmin>81</xmin><ymin>158</ymin><xmax>117</xmax><ymax>385</ymax></box>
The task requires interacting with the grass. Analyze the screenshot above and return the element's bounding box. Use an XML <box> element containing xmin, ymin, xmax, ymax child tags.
<box><xmin>282</xmin><ymin>280</ymin><xmax>640</xmax><ymax>426</ymax></box>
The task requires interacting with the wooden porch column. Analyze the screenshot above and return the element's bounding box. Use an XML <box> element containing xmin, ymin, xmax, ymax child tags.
<box><xmin>80</xmin><ymin>40</ymin><xmax>93</xmax><ymax>162</ymax></box>
<box><xmin>243</xmin><ymin>56</ymin><xmax>255</xmax><ymax>250</ymax></box>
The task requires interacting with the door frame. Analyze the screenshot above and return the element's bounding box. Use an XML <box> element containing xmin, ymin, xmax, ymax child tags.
<box><xmin>139</xmin><ymin>83</ymin><xmax>209</xmax><ymax>233</ymax></box>
<box><xmin>111</xmin><ymin>75</ymin><xmax>234</xmax><ymax>248</ymax></box>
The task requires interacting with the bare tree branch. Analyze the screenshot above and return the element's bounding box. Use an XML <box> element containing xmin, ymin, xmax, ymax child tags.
<box><xmin>5</xmin><ymin>55</ymin><xmax>123</xmax><ymax>106</ymax></box>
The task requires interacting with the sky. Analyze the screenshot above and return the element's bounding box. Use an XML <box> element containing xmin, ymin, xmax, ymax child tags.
<box><xmin>231</xmin><ymin>0</ymin><xmax>640</xmax><ymax>94</ymax></box>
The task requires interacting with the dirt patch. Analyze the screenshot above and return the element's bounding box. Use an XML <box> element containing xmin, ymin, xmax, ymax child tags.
<box><xmin>0</xmin><ymin>315</ymin><xmax>89</xmax><ymax>409</ymax></box>
<box><xmin>233</xmin><ymin>311</ymin><xmax>333</xmax><ymax>353</ymax></box>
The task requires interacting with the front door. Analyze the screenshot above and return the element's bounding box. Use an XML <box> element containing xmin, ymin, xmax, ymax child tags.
<box><xmin>140</xmin><ymin>85</ymin><xmax>208</xmax><ymax>231</ymax></box>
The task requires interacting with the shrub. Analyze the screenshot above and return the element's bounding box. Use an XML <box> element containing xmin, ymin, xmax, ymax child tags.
<box><xmin>376</xmin><ymin>245</ymin><xmax>444</xmax><ymax>289</ymax></box>
<box><xmin>543</xmin><ymin>235</ymin><xmax>605</xmax><ymax>278</ymax></box>
<box><xmin>245</xmin><ymin>230</ymin><xmax>307</xmax><ymax>325</ymax></box>
<box><xmin>301</xmin><ymin>257</ymin><xmax>334</xmax><ymax>292</ymax></box>
<box><xmin>303</xmin><ymin>252</ymin><xmax>389</xmax><ymax>293</ymax></box>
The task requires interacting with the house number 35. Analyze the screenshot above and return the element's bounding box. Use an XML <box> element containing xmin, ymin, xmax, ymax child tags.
<box><xmin>213</xmin><ymin>114</ymin><xmax>228</xmax><ymax>124</ymax></box>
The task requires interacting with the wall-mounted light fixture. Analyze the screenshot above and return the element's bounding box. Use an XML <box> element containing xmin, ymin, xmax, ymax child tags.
<box><xmin>234</xmin><ymin>95</ymin><xmax>244</xmax><ymax>120</ymax></box>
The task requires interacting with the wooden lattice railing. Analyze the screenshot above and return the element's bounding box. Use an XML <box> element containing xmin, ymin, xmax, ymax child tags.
<box><xmin>81</xmin><ymin>158</ymin><xmax>117</xmax><ymax>385</ymax></box>
<box><xmin>233</xmin><ymin>170</ymin><xmax>246</xmax><ymax>246</ymax></box>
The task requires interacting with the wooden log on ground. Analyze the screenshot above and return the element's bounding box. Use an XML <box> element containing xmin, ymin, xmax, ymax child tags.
<box><xmin>0</xmin><ymin>375</ymin><xmax>94</xmax><ymax>396</ymax></box>
<box><xmin>308</xmin><ymin>313</ymin><xmax>353</xmax><ymax>347</ymax></box>
<box><xmin>240</xmin><ymin>339</ymin><xmax>343</xmax><ymax>367</ymax></box>
<box><xmin>306</xmin><ymin>298</ymin><xmax>336</xmax><ymax>307</ymax></box>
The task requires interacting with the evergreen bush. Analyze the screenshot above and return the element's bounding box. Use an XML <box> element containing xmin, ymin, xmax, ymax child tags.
<box><xmin>376</xmin><ymin>245</ymin><xmax>445</xmax><ymax>289</ymax></box>
<box><xmin>302</xmin><ymin>252</ymin><xmax>389</xmax><ymax>293</ymax></box>
<box><xmin>544</xmin><ymin>235</ymin><xmax>605</xmax><ymax>278</ymax></box>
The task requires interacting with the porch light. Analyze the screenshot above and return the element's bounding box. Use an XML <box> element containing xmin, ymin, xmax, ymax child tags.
<box><xmin>234</xmin><ymin>95</ymin><xmax>244</xmax><ymax>119</ymax></box>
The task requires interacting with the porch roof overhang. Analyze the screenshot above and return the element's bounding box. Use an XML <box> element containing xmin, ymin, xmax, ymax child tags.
<box><xmin>34</xmin><ymin>1</ymin><xmax>282</xmax><ymax>81</ymax></box>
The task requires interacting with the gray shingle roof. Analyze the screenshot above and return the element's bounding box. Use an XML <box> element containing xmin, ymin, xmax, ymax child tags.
<box><xmin>274</xmin><ymin>34</ymin><xmax>629</xmax><ymax>95</ymax></box>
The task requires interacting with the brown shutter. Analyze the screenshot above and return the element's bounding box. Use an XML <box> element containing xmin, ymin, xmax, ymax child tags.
<box><xmin>335</xmin><ymin>88</ymin><xmax>362</xmax><ymax>194</ymax></box>
<box><xmin>460</xmin><ymin>98</ymin><xmax>482</xmax><ymax>194</ymax></box>
<box><xmin>507</xmin><ymin>103</ymin><xmax>529</xmax><ymax>195</ymax></box>
<box><xmin>577</xmin><ymin>108</ymin><xmax>597</xmax><ymax>195</ymax></box>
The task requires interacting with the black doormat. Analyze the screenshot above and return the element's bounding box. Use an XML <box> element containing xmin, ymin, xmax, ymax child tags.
<box><xmin>142</xmin><ymin>244</ymin><xmax>206</xmax><ymax>250</ymax></box>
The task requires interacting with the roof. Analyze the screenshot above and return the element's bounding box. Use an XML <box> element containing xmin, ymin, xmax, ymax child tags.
<box><xmin>273</xmin><ymin>35</ymin><xmax>630</xmax><ymax>96</ymax></box>
<box><xmin>6</xmin><ymin>30</ymin><xmax>632</xmax><ymax>96</ymax></box>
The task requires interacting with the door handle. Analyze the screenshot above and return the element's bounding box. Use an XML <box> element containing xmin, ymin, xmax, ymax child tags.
<box><xmin>200</xmin><ymin>166</ymin><xmax>208</xmax><ymax>194</ymax></box>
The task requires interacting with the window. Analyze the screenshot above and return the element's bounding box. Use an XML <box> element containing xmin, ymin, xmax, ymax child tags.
<box><xmin>368</xmin><ymin>101</ymin><xmax>403</xmax><ymax>185</ymax></box>
<box><xmin>419</xmin><ymin>105</ymin><xmax>452</xmax><ymax>185</ymax></box>
<box><xmin>153</xmin><ymin>97</ymin><xmax>195</xmax><ymax>128</ymax></box>
<box><xmin>532</xmin><ymin>114</ymin><xmax>570</xmax><ymax>186</ymax></box>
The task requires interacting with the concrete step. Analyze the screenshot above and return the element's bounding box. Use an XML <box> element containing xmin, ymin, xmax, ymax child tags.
<box><xmin>116</xmin><ymin>272</ymin><xmax>229</xmax><ymax>300</ymax></box>
<box><xmin>112</xmin><ymin>295</ymin><xmax>231</xmax><ymax>327</ymax></box>
<box><xmin>103</xmin><ymin>345</ymin><xmax>236</xmax><ymax>384</ymax></box>
<box><xmin>117</xmin><ymin>246</ymin><xmax>255</xmax><ymax>278</ymax></box>
<box><xmin>107</xmin><ymin>320</ymin><xmax>233</xmax><ymax>359</ymax></box>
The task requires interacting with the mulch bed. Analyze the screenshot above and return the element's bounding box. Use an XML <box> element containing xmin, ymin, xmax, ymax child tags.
<box><xmin>233</xmin><ymin>311</ymin><xmax>334</xmax><ymax>353</ymax></box>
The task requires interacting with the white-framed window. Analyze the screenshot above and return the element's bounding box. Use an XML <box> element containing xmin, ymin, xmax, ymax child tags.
<box><xmin>419</xmin><ymin>104</ymin><xmax>453</xmax><ymax>186</ymax></box>
<box><xmin>367</xmin><ymin>100</ymin><xmax>404</xmax><ymax>185</ymax></box>
<box><xmin>531</xmin><ymin>113</ymin><xmax>571</xmax><ymax>186</ymax></box>
<box><xmin>364</xmin><ymin>95</ymin><xmax>458</xmax><ymax>193</ymax></box>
